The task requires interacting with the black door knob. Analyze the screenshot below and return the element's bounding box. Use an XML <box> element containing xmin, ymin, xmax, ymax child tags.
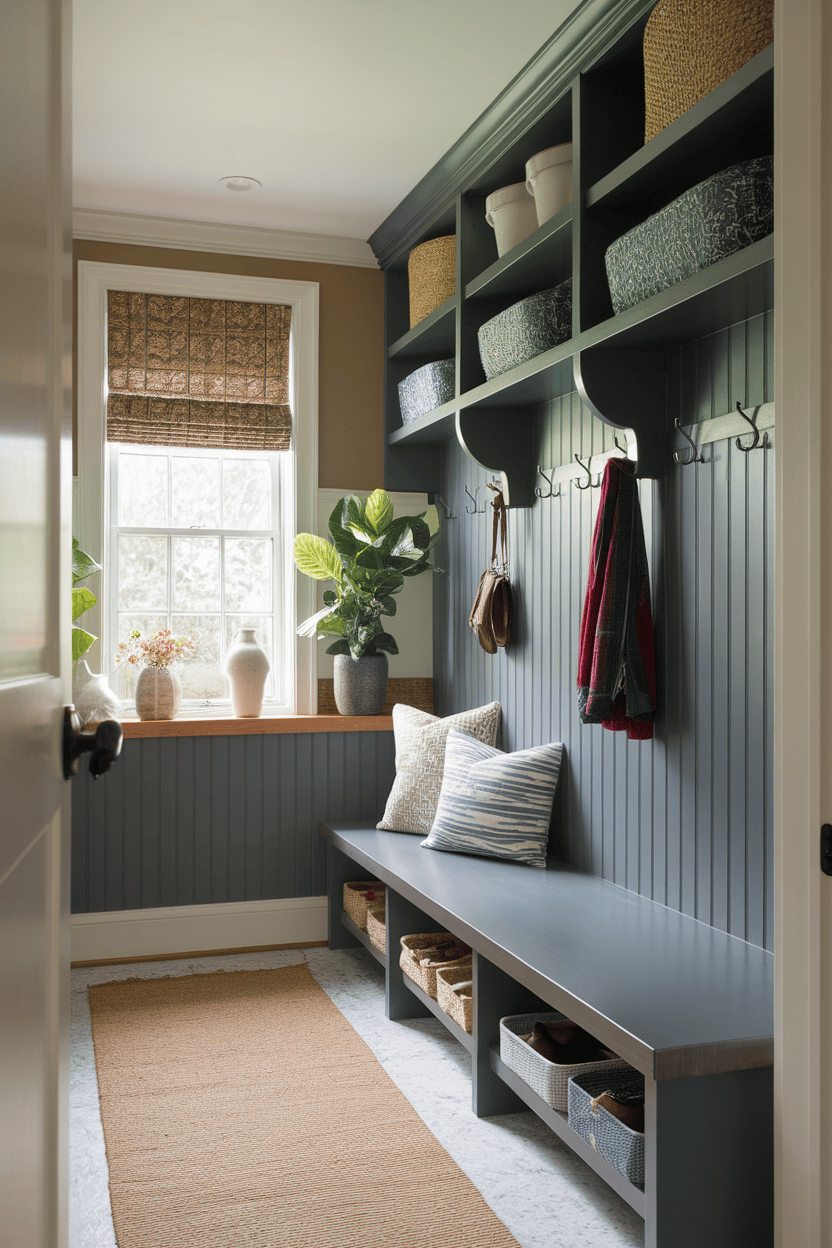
<box><xmin>62</xmin><ymin>707</ymin><xmax>123</xmax><ymax>780</ymax></box>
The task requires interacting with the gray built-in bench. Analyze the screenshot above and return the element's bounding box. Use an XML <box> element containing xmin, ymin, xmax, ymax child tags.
<box><xmin>321</xmin><ymin>822</ymin><xmax>774</xmax><ymax>1248</ymax></box>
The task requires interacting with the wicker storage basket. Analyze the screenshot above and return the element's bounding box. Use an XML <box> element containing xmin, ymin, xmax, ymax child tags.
<box><xmin>398</xmin><ymin>359</ymin><xmax>455</xmax><ymax>425</ymax></box>
<box><xmin>436</xmin><ymin>964</ymin><xmax>474</xmax><ymax>1034</ymax></box>
<box><xmin>365</xmin><ymin>901</ymin><xmax>386</xmax><ymax>955</ymax></box>
<box><xmin>568</xmin><ymin>1067</ymin><xmax>646</xmax><ymax>1190</ymax></box>
<box><xmin>342</xmin><ymin>881</ymin><xmax>385</xmax><ymax>931</ymax></box>
<box><xmin>408</xmin><ymin>235</ymin><xmax>456</xmax><ymax>329</ymax></box>
<box><xmin>399</xmin><ymin>932</ymin><xmax>472</xmax><ymax>1000</ymax></box>
<box><xmin>499</xmin><ymin>1012</ymin><xmax>627</xmax><ymax>1112</ymax></box>
<box><xmin>477</xmin><ymin>280</ymin><xmax>572</xmax><ymax>381</ymax></box>
<box><xmin>644</xmin><ymin>0</ymin><xmax>773</xmax><ymax>142</ymax></box>
<box><xmin>605</xmin><ymin>156</ymin><xmax>773</xmax><ymax>314</ymax></box>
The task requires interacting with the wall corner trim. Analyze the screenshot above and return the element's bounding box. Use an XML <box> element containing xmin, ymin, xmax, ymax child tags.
<box><xmin>73</xmin><ymin>209</ymin><xmax>379</xmax><ymax>269</ymax></box>
<box><xmin>71</xmin><ymin>896</ymin><xmax>328</xmax><ymax>963</ymax></box>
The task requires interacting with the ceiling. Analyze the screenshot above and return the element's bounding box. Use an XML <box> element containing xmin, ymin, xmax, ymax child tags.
<box><xmin>73</xmin><ymin>0</ymin><xmax>581</xmax><ymax>244</ymax></box>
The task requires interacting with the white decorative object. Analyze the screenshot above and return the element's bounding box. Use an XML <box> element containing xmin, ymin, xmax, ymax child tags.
<box><xmin>485</xmin><ymin>182</ymin><xmax>540</xmax><ymax>257</ymax></box>
<box><xmin>525</xmin><ymin>143</ymin><xmax>574</xmax><ymax>226</ymax></box>
<box><xmin>135</xmin><ymin>667</ymin><xmax>182</xmax><ymax>721</ymax></box>
<box><xmin>225</xmin><ymin>628</ymin><xmax>270</xmax><ymax>717</ymax></box>
<box><xmin>74</xmin><ymin>660</ymin><xmax>121</xmax><ymax>727</ymax></box>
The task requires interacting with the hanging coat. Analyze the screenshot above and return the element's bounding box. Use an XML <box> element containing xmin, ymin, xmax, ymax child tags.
<box><xmin>577</xmin><ymin>458</ymin><xmax>657</xmax><ymax>740</ymax></box>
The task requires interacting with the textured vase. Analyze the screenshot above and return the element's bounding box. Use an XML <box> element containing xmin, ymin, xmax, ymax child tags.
<box><xmin>135</xmin><ymin>666</ymin><xmax>181</xmax><ymax>721</ymax></box>
<box><xmin>225</xmin><ymin>628</ymin><xmax>270</xmax><ymax>717</ymax></box>
<box><xmin>74</xmin><ymin>659</ymin><xmax>122</xmax><ymax>727</ymax></box>
<box><xmin>333</xmin><ymin>653</ymin><xmax>388</xmax><ymax>716</ymax></box>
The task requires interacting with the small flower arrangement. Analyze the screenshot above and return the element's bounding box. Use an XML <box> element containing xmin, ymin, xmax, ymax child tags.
<box><xmin>116</xmin><ymin>628</ymin><xmax>195</xmax><ymax>669</ymax></box>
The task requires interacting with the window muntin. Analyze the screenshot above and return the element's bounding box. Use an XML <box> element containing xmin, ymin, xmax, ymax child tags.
<box><xmin>107</xmin><ymin>443</ymin><xmax>291</xmax><ymax>712</ymax></box>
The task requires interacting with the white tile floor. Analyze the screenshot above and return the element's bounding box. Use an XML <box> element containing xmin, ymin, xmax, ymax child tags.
<box><xmin>70</xmin><ymin>945</ymin><xmax>644</xmax><ymax>1248</ymax></box>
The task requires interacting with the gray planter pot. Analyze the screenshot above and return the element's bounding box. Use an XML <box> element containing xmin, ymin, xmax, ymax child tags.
<box><xmin>333</xmin><ymin>653</ymin><xmax>388</xmax><ymax>716</ymax></box>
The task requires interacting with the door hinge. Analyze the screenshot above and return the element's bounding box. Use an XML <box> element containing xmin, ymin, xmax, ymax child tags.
<box><xmin>821</xmin><ymin>825</ymin><xmax>832</xmax><ymax>876</ymax></box>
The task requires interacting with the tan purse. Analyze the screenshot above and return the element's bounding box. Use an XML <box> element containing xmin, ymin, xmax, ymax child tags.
<box><xmin>469</xmin><ymin>485</ymin><xmax>512</xmax><ymax>653</ymax></box>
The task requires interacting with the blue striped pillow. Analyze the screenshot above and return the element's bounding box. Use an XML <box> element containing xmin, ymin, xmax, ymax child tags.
<box><xmin>421</xmin><ymin>729</ymin><xmax>563</xmax><ymax>869</ymax></box>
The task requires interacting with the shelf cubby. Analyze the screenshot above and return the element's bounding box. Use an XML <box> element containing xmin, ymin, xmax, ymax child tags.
<box><xmin>388</xmin><ymin>295</ymin><xmax>457</xmax><ymax>360</ymax></box>
<box><xmin>341</xmin><ymin>911</ymin><xmax>387</xmax><ymax>969</ymax></box>
<box><xmin>401</xmin><ymin>974</ymin><xmax>474</xmax><ymax>1054</ymax></box>
<box><xmin>465</xmin><ymin>204</ymin><xmax>573</xmax><ymax>303</ymax></box>
<box><xmin>387</xmin><ymin>398</ymin><xmax>458</xmax><ymax>447</ymax></box>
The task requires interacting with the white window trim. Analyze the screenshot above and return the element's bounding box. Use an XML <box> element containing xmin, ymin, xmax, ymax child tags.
<box><xmin>75</xmin><ymin>259</ymin><xmax>319</xmax><ymax>715</ymax></box>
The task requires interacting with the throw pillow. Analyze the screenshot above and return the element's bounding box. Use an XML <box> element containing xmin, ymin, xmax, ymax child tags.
<box><xmin>421</xmin><ymin>728</ymin><xmax>563</xmax><ymax>868</ymax></box>
<box><xmin>377</xmin><ymin>702</ymin><xmax>501</xmax><ymax>835</ymax></box>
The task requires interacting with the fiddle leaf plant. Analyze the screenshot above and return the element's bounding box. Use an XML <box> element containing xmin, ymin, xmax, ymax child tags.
<box><xmin>294</xmin><ymin>488</ymin><xmax>440</xmax><ymax>661</ymax></box>
<box><xmin>72</xmin><ymin>537</ymin><xmax>101</xmax><ymax>661</ymax></box>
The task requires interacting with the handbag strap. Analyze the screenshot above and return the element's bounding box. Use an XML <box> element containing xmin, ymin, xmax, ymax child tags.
<box><xmin>487</xmin><ymin>482</ymin><xmax>508</xmax><ymax>573</ymax></box>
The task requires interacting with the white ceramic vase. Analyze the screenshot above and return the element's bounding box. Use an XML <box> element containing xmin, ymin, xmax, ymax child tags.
<box><xmin>135</xmin><ymin>666</ymin><xmax>182</xmax><ymax>721</ymax></box>
<box><xmin>225</xmin><ymin>628</ymin><xmax>270</xmax><ymax>717</ymax></box>
<box><xmin>74</xmin><ymin>659</ymin><xmax>122</xmax><ymax>727</ymax></box>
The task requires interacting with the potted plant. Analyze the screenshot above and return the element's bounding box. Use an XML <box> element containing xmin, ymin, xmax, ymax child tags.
<box><xmin>116</xmin><ymin>628</ymin><xmax>196</xmax><ymax>721</ymax></box>
<box><xmin>294</xmin><ymin>489</ymin><xmax>440</xmax><ymax>715</ymax></box>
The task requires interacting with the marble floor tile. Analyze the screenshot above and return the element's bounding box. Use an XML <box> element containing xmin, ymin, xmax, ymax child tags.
<box><xmin>70</xmin><ymin>946</ymin><xmax>643</xmax><ymax>1248</ymax></box>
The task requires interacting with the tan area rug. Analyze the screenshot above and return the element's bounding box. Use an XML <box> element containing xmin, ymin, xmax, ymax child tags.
<box><xmin>89</xmin><ymin>964</ymin><xmax>520</xmax><ymax>1248</ymax></box>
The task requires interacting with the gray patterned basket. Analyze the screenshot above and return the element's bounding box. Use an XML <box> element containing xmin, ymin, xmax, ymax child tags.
<box><xmin>568</xmin><ymin>1067</ymin><xmax>646</xmax><ymax>1190</ymax></box>
<box><xmin>477</xmin><ymin>280</ymin><xmax>572</xmax><ymax>381</ymax></box>
<box><xmin>499</xmin><ymin>1012</ymin><xmax>627</xmax><ymax>1112</ymax></box>
<box><xmin>398</xmin><ymin>359</ymin><xmax>455</xmax><ymax>425</ymax></box>
<box><xmin>605</xmin><ymin>156</ymin><xmax>773</xmax><ymax>314</ymax></box>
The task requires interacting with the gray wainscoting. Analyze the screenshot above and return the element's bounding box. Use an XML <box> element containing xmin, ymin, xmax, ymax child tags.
<box><xmin>434</xmin><ymin>312</ymin><xmax>774</xmax><ymax>950</ymax></box>
<box><xmin>71</xmin><ymin>731</ymin><xmax>395</xmax><ymax>914</ymax></box>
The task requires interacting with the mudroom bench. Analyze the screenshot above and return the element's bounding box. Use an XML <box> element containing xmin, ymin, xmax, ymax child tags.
<box><xmin>321</xmin><ymin>821</ymin><xmax>774</xmax><ymax>1248</ymax></box>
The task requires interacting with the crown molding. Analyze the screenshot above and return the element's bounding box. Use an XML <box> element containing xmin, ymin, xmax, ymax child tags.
<box><xmin>72</xmin><ymin>208</ymin><xmax>378</xmax><ymax>269</ymax></box>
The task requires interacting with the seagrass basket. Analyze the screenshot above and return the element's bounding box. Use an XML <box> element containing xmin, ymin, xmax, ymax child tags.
<box><xmin>399</xmin><ymin>932</ymin><xmax>472</xmax><ymax>1000</ymax></box>
<box><xmin>643</xmin><ymin>0</ymin><xmax>773</xmax><ymax>142</ymax></box>
<box><xmin>365</xmin><ymin>901</ymin><xmax>386</xmax><ymax>955</ymax></box>
<box><xmin>499</xmin><ymin>1012</ymin><xmax>627</xmax><ymax>1112</ymax></box>
<box><xmin>342</xmin><ymin>881</ymin><xmax>385</xmax><ymax>931</ymax></box>
<box><xmin>436</xmin><ymin>964</ymin><xmax>474</xmax><ymax>1034</ymax></box>
<box><xmin>408</xmin><ymin>235</ymin><xmax>456</xmax><ymax>328</ymax></box>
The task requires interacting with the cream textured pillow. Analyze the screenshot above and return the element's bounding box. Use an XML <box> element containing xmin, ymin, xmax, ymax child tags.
<box><xmin>377</xmin><ymin>702</ymin><xmax>501</xmax><ymax>835</ymax></box>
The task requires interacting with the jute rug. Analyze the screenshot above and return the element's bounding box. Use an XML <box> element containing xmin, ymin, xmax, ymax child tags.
<box><xmin>89</xmin><ymin>964</ymin><xmax>520</xmax><ymax>1247</ymax></box>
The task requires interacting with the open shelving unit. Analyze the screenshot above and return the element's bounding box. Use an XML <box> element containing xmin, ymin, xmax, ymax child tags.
<box><xmin>375</xmin><ymin>6</ymin><xmax>773</xmax><ymax>505</ymax></box>
<box><xmin>340</xmin><ymin>910</ymin><xmax>386</xmax><ymax>969</ymax></box>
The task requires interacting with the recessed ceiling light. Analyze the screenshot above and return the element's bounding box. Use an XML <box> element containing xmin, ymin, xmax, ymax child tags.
<box><xmin>218</xmin><ymin>176</ymin><xmax>261</xmax><ymax>193</ymax></box>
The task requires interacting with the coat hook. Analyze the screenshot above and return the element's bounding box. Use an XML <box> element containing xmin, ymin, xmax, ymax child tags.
<box><xmin>613</xmin><ymin>435</ymin><xmax>627</xmax><ymax>455</ymax></box>
<box><xmin>673</xmin><ymin>417</ymin><xmax>703</xmax><ymax>465</ymax></box>
<box><xmin>433</xmin><ymin>493</ymin><xmax>456</xmax><ymax>520</ymax></box>
<box><xmin>464</xmin><ymin>485</ymin><xmax>486</xmax><ymax>514</ymax></box>
<box><xmin>574</xmin><ymin>452</ymin><xmax>593</xmax><ymax>490</ymax></box>
<box><xmin>535</xmin><ymin>464</ymin><xmax>560</xmax><ymax>499</ymax></box>
<box><xmin>735</xmin><ymin>401</ymin><xmax>763</xmax><ymax>452</ymax></box>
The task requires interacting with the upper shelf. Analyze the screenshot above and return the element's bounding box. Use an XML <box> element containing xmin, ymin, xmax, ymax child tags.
<box><xmin>388</xmin><ymin>295</ymin><xmax>456</xmax><ymax>359</ymax></box>
<box><xmin>465</xmin><ymin>205</ymin><xmax>573</xmax><ymax>302</ymax></box>
<box><xmin>587</xmin><ymin>45</ymin><xmax>774</xmax><ymax>217</ymax></box>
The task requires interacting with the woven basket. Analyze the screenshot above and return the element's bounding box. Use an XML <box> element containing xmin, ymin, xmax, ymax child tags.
<box><xmin>436</xmin><ymin>964</ymin><xmax>474</xmax><ymax>1034</ymax></box>
<box><xmin>568</xmin><ymin>1067</ymin><xmax>646</xmax><ymax>1190</ymax></box>
<box><xmin>408</xmin><ymin>235</ymin><xmax>456</xmax><ymax>329</ymax></box>
<box><xmin>644</xmin><ymin>0</ymin><xmax>773</xmax><ymax>142</ymax></box>
<box><xmin>342</xmin><ymin>881</ymin><xmax>385</xmax><ymax>931</ymax></box>
<box><xmin>399</xmin><ymin>932</ymin><xmax>472</xmax><ymax>1000</ymax></box>
<box><xmin>365</xmin><ymin>902</ymin><xmax>387</xmax><ymax>955</ymax></box>
<box><xmin>499</xmin><ymin>1012</ymin><xmax>627</xmax><ymax>1112</ymax></box>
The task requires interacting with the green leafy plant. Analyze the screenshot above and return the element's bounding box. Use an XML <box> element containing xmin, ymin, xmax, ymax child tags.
<box><xmin>72</xmin><ymin>537</ymin><xmax>101</xmax><ymax>662</ymax></box>
<box><xmin>294</xmin><ymin>489</ymin><xmax>440</xmax><ymax>660</ymax></box>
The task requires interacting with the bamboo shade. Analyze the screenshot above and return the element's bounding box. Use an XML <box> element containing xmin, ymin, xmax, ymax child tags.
<box><xmin>106</xmin><ymin>291</ymin><xmax>292</xmax><ymax>450</ymax></box>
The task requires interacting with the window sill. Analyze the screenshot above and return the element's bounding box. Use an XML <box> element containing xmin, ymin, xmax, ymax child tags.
<box><xmin>119</xmin><ymin>714</ymin><xmax>394</xmax><ymax>740</ymax></box>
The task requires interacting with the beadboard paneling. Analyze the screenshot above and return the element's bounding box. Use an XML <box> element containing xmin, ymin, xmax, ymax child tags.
<box><xmin>434</xmin><ymin>313</ymin><xmax>774</xmax><ymax>950</ymax></box>
<box><xmin>71</xmin><ymin>731</ymin><xmax>395</xmax><ymax>914</ymax></box>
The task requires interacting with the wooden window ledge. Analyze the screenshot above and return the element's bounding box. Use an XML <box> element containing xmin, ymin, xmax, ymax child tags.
<box><xmin>119</xmin><ymin>714</ymin><xmax>394</xmax><ymax>740</ymax></box>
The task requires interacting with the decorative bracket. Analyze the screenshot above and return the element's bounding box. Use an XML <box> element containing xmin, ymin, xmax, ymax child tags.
<box><xmin>455</xmin><ymin>407</ymin><xmax>536</xmax><ymax>508</ymax></box>
<box><xmin>574</xmin><ymin>348</ymin><xmax>667</xmax><ymax>479</ymax></box>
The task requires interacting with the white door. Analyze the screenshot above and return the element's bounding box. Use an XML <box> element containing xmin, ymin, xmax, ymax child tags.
<box><xmin>775</xmin><ymin>0</ymin><xmax>832</xmax><ymax>1243</ymax></box>
<box><xmin>0</xmin><ymin>1</ymin><xmax>71</xmax><ymax>1245</ymax></box>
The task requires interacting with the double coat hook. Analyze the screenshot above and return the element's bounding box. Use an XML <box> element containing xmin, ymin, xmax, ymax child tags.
<box><xmin>574</xmin><ymin>453</ymin><xmax>601</xmax><ymax>490</ymax></box>
<box><xmin>535</xmin><ymin>464</ymin><xmax>561</xmax><ymax>499</ymax></box>
<box><xmin>735</xmin><ymin>401</ymin><xmax>769</xmax><ymax>452</ymax></box>
<box><xmin>464</xmin><ymin>485</ymin><xmax>487</xmax><ymax>514</ymax></box>
<box><xmin>673</xmin><ymin>417</ymin><xmax>703</xmax><ymax>465</ymax></box>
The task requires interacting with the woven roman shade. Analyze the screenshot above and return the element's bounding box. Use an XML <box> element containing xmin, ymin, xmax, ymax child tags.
<box><xmin>106</xmin><ymin>291</ymin><xmax>292</xmax><ymax>450</ymax></box>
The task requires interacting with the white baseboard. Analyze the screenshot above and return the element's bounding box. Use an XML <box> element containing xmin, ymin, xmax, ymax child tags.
<box><xmin>71</xmin><ymin>896</ymin><xmax>328</xmax><ymax>963</ymax></box>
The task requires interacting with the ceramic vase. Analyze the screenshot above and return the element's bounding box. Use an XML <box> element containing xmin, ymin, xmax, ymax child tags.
<box><xmin>135</xmin><ymin>666</ymin><xmax>182</xmax><ymax>721</ymax></box>
<box><xmin>225</xmin><ymin>628</ymin><xmax>270</xmax><ymax>717</ymax></box>
<box><xmin>74</xmin><ymin>659</ymin><xmax>121</xmax><ymax>727</ymax></box>
<box><xmin>333</xmin><ymin>653</ymin><xmax>388</xmax><ymax>716</ymax></box>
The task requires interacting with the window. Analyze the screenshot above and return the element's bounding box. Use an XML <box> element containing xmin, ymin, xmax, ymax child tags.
<box><xmin>76</xmin><ymin>263</ymin><xmax>319</xmax><ymax>716</ymax></box>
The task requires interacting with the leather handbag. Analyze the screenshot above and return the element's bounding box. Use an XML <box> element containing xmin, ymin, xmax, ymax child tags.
<box><xmin>469</xmin><ymin>485</ymin><xmax>512</xmax><ymax>652</ymax></box>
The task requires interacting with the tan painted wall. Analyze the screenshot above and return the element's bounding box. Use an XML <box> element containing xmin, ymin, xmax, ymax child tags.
<box><xmin>72</xmin><ymin>240</ymin><xmax>384</xmax><ymax>489</ymax></box>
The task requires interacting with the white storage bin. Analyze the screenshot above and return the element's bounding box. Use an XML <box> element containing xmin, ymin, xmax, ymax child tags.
<box><xmin>485</xmin><ymin>182</ymin><xmax>539</xmax><ymax>257</ymax></box>
<box><xmin>500</xmin><ymin>1012</ymin><xmax>627</xmax><ymax>1112</ymax></box>
<box><xmin>525</xmin><ymin>143</ymin><xmax>573</xmax><ymax>226</ymax></box>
